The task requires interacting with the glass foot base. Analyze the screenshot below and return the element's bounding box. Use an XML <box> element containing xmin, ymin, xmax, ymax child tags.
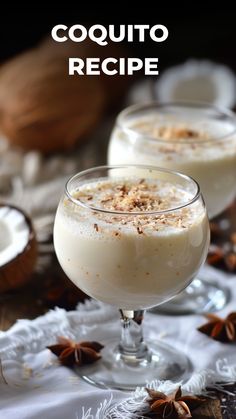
<box><xmin>76</xmin><ymin>339</ymin><xmax>192</xmax><ymax>391</ymax></box>
<box><xmin>155</xmin><ymin>278</ymin><xmax>230</xmax><ymax>315</ymax></box>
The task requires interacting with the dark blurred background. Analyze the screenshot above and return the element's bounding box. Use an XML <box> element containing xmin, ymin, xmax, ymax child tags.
<box><xmin>0</xmin><ymin>8</ymin><xmax>235</xmax><ymax>71</ymax></box>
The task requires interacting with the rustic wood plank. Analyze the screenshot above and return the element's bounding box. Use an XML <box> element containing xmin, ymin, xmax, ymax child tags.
<box><xmin>0</xmin><ymin>257</ymin><xmax>87</xmax><ymax>331</ymax></box>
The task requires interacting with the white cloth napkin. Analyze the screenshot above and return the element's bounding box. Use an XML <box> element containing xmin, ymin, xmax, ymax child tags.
<box><xmin>0</xmin><ymin>265</ymin><xmax>235</xmax><ymax>419</ymax></box>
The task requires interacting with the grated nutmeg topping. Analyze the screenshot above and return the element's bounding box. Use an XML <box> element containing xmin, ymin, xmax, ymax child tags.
<box><xmin>75</xmin><ymin>180</ymin><xmax>188</xmax><ymax>213</ymax></box>
<box><xmin>68</xmin><ymin>179</ymin><xmax>201</xmax><ymax>234</ymax></box>
<box><xmin>133</xmin><ymin>121</ymin><xmax>209</xmax><ymax>142</ymax></box>
<box><xmin>154</xmin><ymin>125</ymin><xmax>206</xmax><ymax>141</ymax></box>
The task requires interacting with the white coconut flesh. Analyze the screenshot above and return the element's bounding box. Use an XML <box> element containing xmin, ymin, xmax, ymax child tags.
<box><xmin>0</xmin><ymin>206</ymin><xmax>31</xmax><ymax>266</ymax></box>
<box><xmin>156</xmin><ymin>60</ymin><xmax>236</xmax><ymax>108</ymax></box>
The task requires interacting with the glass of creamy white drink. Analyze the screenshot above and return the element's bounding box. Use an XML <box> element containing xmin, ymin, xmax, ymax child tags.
<box><xmin>108</xmin><ymin>102</ymin><xmax>236</xmax><ymax>313</ymax></box>
<box><xmin>54</xmin><ymin>165</ymin><xmax>209</xmax><ymax>390</ymax></box>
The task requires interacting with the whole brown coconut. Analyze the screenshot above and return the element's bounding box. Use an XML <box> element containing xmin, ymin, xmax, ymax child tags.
<box><xmin>0</xmin><ymin>43</ymin><xmax>106</xmax><ymax>154</ymax></box>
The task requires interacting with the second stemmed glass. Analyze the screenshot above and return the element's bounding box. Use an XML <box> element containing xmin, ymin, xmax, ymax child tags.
<box><xmin>108</xmin><ymin>102</ymin><xmax>236</xmax><ymax>313</ymax></box>
<box><xmin>54</xmin><ymin>165</ymin><xmax>209</xmax><ymax>390</ymax></box>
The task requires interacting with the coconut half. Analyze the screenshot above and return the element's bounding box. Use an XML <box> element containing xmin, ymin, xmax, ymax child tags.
<box><xmin>0</xmin><ymin>205</ymin><xmax>37</xmax><ymax>292</ymax></box>
<box><xmin>155</xmin><ymin>60</ymin><xmax>236</xmax><ymax>108</ymax></box>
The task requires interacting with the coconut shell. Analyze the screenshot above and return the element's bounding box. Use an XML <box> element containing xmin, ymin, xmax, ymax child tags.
<box><xmin>0</xmin><ymin>205</ymin><xmax>37</xmax><ymax>293</ymax></box>
<box><xmin>0</xmin><ymin>43</ymin><xmax>106</xmax><ymax>154</ymax></box>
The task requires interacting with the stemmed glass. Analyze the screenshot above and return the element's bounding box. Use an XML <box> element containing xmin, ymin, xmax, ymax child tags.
<box><xmin>108</xmin><ymin>102</ymin><xmax>236</xmax><ymax>313</ymax></box>
<box><xmin>54</xmin><ymin>165</ymin><xmax>209</xmax><ymax>390</ymax></box>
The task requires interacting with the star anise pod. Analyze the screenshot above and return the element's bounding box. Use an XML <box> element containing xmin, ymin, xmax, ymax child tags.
<box><xmin>47</xmin><ymin>337</ymin><xmax>104</xmax><ymax>366</ymax></box>
<box><xmin>198</xmin><ymin>312</ymin><xmax>236</xmax><ymax>343</ymax></box>
<box><xmin>146</xmin><ymin>386</ymin><xmax>205</xmax><ymax>418</ymax></box>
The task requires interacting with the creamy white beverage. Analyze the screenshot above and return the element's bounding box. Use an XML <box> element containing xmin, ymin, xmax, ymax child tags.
<box><xmin>108</xmin><ymin>105</ymin><xmax>236</xmax><ymax>218</ymax></box>
<box><xmin>54</xmin><ymin>177</ymin><xmax>209</xmax><ymax>310</ymax></box>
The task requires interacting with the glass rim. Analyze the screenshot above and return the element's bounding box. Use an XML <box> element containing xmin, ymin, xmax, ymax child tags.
<box><xmin>65</xmin><ymin>164</ymin><xmax>202</xmax><ymax>215</ymax></box>
<box><xmin>116</xmin><ymin>100</ymin><xmax>236</xmax><ymax>144</ymax></box>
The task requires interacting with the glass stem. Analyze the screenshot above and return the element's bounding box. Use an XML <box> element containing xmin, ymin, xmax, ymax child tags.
<box><xmin>118</xmin><ymin>309</ymin><xmax>150</xmax><ymax>363</ymax></box>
